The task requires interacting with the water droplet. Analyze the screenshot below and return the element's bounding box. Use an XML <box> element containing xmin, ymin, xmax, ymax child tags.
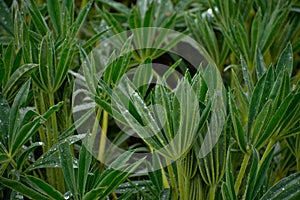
<box><xmin>15</xmin><ymin>193</ymin><xmax>24</xmax><ymax>199</ymax></box>
<box><xmin>64</xmin><ymin>191</ymin><xmax>72</xmax><ymax>199</ymax></box>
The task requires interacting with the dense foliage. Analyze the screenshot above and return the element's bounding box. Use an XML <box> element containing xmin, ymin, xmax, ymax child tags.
<box><xmin>0</xmin><ymin>0</ymin><xmax>300</xmax><ymax>199</ymax></box>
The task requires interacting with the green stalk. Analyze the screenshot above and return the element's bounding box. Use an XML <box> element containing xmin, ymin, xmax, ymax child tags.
<box><xmin>98</xmin><ymin>110</ymin><xmax>108</xmax><ymax>164</ymax></box>
<box><xmin>234</xmin><ymin>153</ymin><xmax>250</xmax><ymax>195</ymax></box>
<box><xmin>176</xmin><ymin>159</ymin><xmax>186</xmax><ymax>200</ymax></box>
<box><xmin>166</xmin><ymin>160</ymin><xmax>178</xmax><ymax>199</ymax></box>
<box><xmin>48</xmin><ymin>92</ymin><xmax>65</xmax><ymax>192</ymax></box>
<box><xmin>48</xmin><ymin>93</ymin><xmax>59</xmax><ymax>143</ymax></box>
<box><xmin>35</xmin><ymin>89</ymin><xmax>47</xmax><ymax>153</ymax></box>
<box><xmin>36</xmin><ymin>91</ymin><xmax>58</xmax><ymax>189</ymax></box>
<box><xmin>209</xmin><ymin>184</ymin><xmax>216</xmax><ymax>200</ymax></box>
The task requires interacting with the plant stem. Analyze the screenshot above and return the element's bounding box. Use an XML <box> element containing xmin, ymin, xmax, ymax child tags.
<box><xmin>48</xmin><ymin>93</ymin><xmax>59</xmax><ymax>144</ymax></box>
<box><xmin>176</xmin><ymin>159</ymin><xmax>185</xmax><ymax>200</ymax></box>
<box><xmin>234</xmin><ymin>153</ymin><xmax>250</xmax><ymax>195</ymax></box>
<box><xmin>98</xmin><ymin>110</ymin><xmax>108</xmax><ymax>164</ymax></box>
<box><xmin>48</xmin><ymin>93</ymin><xmax>65</xmax><ymax>192</ymax></box>
<box><xmin>166</xmin><ymin>161</ymin><xmax>177</xmax><ymax>199</ymax></box>
<box><xmin>209</xmin><ymin>184</ymin><xmax>216</xmax><ymax>200</ymax></box>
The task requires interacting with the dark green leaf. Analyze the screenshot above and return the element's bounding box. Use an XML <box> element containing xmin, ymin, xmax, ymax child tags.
<box><xmin>0</xmin><ymin>0</ymin><xmax>14</xmax><ymax>36</ymax></box>
<box><xmin>25</xmin><ymin>175</ymin><xmax>64</xmax><ymax>200</ymax></box>
<box><xmin>59</xmin><ymin>142</ymin><xmax>77</xmax><ymax>197</ymax></box>
<box><xmin>47</xmin><ymin>0</ymin><xmax>62</xmax><ymax>35</ymax></box>
<box><xmin>260</xmin><ymin>172</ymin><xmax>300</xmax><ymax>200</ymax></box>
<box><xmin>276</xmin><ymin>43</ymin><xmax>293</xmax><ymax>77</ymax></box>
<box><xmin>78</xmin><ymin>145</ymin><xmax>92</xmax><ymax>198</ymax></box>
<box><xmin>0</xmin><ymin>177</ymin><xmax>49</xmax><ymax>200</ymax></box>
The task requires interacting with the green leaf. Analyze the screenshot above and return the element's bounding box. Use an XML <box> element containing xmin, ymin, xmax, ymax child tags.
<box><xmin>251</xmin><ymin>9</ymin><xmax>261</xmax><ymax>61</ymax></box>
<box><xmin>0</xmin><ymin>177</ymin><xmax>49</xmax><ymax>200</ymax></box>
<box><xmin>99</xmin><ymin>0</ymin><xmax>130</xmax><ymax>15</ymax></box>
<box><xmin>255</xmin><ymin>48</ymin><xmax>266</xmax><ymax>78</ymax></box>
<box><xmin>248</xmin><ymin>67</ymin><xmax>274</xmax><ymax>140</ymax></box>
<box><xmin>244</xmin><ymin>147</ymin><xmax>274</xmax><ymax>200</ymax></box>
<box><xmin>25</xmin><ymin>175</ymin><xmax>64</xmax><ymax>200</ymax></box>
<box><xmin>28</xmin><ymin>134</ymin><xmax>86</xmax><ymax>171</ymax></box>
<box><xmin>251</xmin><ymin>100</ymin><xmax>272</xmax><ymax>146</ymax></box>
<box><xmin>143</xmin><ymin>2</ymin><xmax>155</xmax><ymax>27</ymax></box>
<box><xmin>59</xmin><ymin>142</ymin><xmax>77</xmax><ymax>197</ymax></box>
<box><xmin>260</xmin><ymin>3</ymin><xmax>289</xmax><ymax>54</ymax></box>
<box><xmin>83</xmin><ymin>187</ymin><xmax>106</xmax><ymax>200</ymax></box>
<box><xmin>171</xmin><ymin>79</ymin><xmax>200</xmax><ymax>158</ymax></box>
<box><xmin>9</xmin><ymin>80</ymin><xmax>30</xmax><ymax>146</ymax></box>
<box><xmin>54</xmin><ymin>40</ymin><xmax>75</xmax><ymax>91</ymax></box>
<box><xmin>3</xmin><ymin>64</ymin><xmax>38</xmax><ymax>98</ymax></box>
<box><xmin>241</xmin><ymin>56</ymin><xmax>253</xmax><ymax>95</ymax></box>
<box><xmin>276</xmin><ymin>43</ymin><xmax>293</xmax><ymax>77</ymax></box>
<box><xmin>222</xmin><ymin>147</ymin><xmax>237</xmax><ymax>200</ymax></box>
<box><xmin>28</xmin><ymin>0</ymin><xmax>49</xmax><ymax>36</ymax></box>
<box><xmin>101</xmin><ymin>8</ymin><xmax>124</xmax><ymax>34</ymax></box>
<box><xmin>37</xmin><ymin>35</ymin><xmax>55</xmax><ymax>91</ymax></box>
<box><xmin>47</xmin><ymin>0</ymin><xmax>62</xmax><ymax>35</ymax></box>
<box><xmin>78</xmin><ymin>145</ymin><xmax>92</xmax><ymax>198</ymax></box>
<box><xmin>0</xmin><ymin>1</ymin><xmax>14</xmax><ymax>36</ymax></box>
<box><xmin>260</xmin><ymin>172</ymin><xmax>300</xmax><ymax>200</ymax></box>
<box><xmin>0</xmin><ymin>154</ymin><xmax>10</xmax><ymax>164</ymax></box>
<box><xmin>133</xmin><ymin>58</ymin><xmax>152</xmax><ymax>97</ymax></box>
<box><xmin>229</xmin><ymin>92</ymin><xmax>247</xmax><ymax>153</ymax></box>
<box><xmin>11</xmin><ymin>102</ymin><xmax>63</xmax><ymax>155</ymax></box>
<box><xmin>81</xmin><ymin>29</ymin><xmax>109</xmax><ymax>53</ymax></box>
<box><xmin>256</xmin><ymin>93</ymin><xmax>300</xmax><ymax>148</ymax></box>
<box><xmin>17</xmin><ymin>142</ymin><xmax>44</xmax><ymax>170</ymax></box>
<box><xmin>0</xmin><ymin>93</ymin><xmax>10</xmax><ymax>145</ymax></box>
<box><xmin>72</xmin><ymin>0</ymin><xmax>93</xmax><ymax>37</ymax></box>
